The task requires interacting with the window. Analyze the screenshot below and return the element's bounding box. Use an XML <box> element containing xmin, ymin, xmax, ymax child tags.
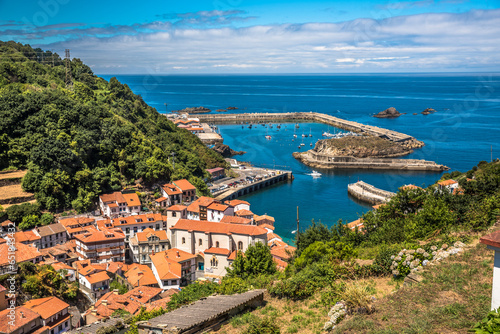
<box><xmin>125</xmin><ymin>228</ymin><xmax>130</xmax><ymax>234</ymax></box>
<box><xmin>210</xmin><ymin>257</ymin><xmax>218</xmax><ymax>268</ymax></box>
<box><xmin>142</xmin><ymin>246</ymin><xmax>146</xmax><ymax>252</ymax></box>
<box><xmin>142</xmin><ymin>255</ymin><xmax>146</xmax><ymax>261</ymax></box>
<box><xmin>162</xmin><ymin>245</ymin><xmax>165</xmax><ymax>250</ymax></box>
<box><xmin>155</xmin><ymin>245</ymin><xmax>159</xmax><ymax>252</ymax></box>
<box><xmin>198</xmin><ymin>262</ymin><xmax>204</xmax><ymax>270</ymax></box>
<box><xmin>216</xmin><ymin>241</ymin><xmax>220</xmax><ymax>248</ymax></box>
<box><xmin>172</xmin><ymin>280</ymin><xmax>177</xmax><ymax>285</ymax></box>
<box><xmin>238</xmin><ymin>241</ymin><xmax>243</xmax><ymax>250</ymax></box>
<box><xmin>199</xmin><ymin>239</ymin><xmax>202</xmax><ymax>246</ymax></box>
<box><xmin>182</xmin><ymin>237</ymin><xmax>186</xmax><ymax>244</ymax></box>
<box><xmin>172</xmin><ymin>211</ymin><xmax>177</xmax><ymax>217</ymax></box>
<box><xmin>156</xmin><ymin>224</ymin><xmax>160</xmax><ymax>230</ymax></box>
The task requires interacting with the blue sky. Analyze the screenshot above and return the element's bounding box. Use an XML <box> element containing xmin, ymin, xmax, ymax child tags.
<box><xmin>1</xmin><ymin>0</ymin><xmax>499</xmax><ymax>73</ymax></box>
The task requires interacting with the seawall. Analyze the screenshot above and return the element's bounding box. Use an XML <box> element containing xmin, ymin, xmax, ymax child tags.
<box><xmin>347</xmin><ymin>181</ymin><xmax>396</xmax><ymax>205</ymax></box>
<box><xmin>188</xmin><ymin>112</ymin><xmax>423</xmax><ymax>147</ymax></box>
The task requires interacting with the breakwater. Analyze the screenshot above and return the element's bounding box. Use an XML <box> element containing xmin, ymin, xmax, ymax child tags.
<box><xmin>293</xmin><ymin>151</ymin><xmax>449</xmax><ymax>171</ymax></box>
<box><xmin>348</xmin><ymin>181</ymin><xmax>396</xmax><ymax>204</ymax></box>
<box><xmin>188</xmin><ymin>112</ymin><xmax>423</xmax><ymax>148</ymax></box>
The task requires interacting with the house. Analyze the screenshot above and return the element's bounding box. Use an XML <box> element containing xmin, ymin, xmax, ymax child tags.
<box><xmin>480</xmin><ymin>231</ymin><xmax>500</xmax><ymax>310</ymax></box>
<box><xmin>39</xmin><ymin>241</ymin><xmax>79</xmax><ymax>266</ymax></box>
<box><xmin>206</xmin><ymin>167</ymin><xmax>225</xmax><ymax>181</ymax></box>
<box><xmin>347</xmin><ymin>219</ymin><xmax>364</xmax><ymax>231</ymax></box>
<box><xmin>400</xmin><ymin>184</ymin><xmax>422</xmax><ymax>191</ymax></box>
<box><xmin>225</xmin><ymin>200</ymin><xmax>250</xmax><ymax>212</ymax></box>
<box><xmin>84</xmin><ymin>286</ymin><xmax>162</xmax><ymax>323</ymax></box>
<box><xmin>150</xmin><ymin>248</ymin><xmax>197</xmax><ymax>290</ymax></box>
<box><xmin>74</xmin><ymin>227</ymin><xmax>125</xmax><ymax>263</ymax></box>
<box><xmin>0</xmin><ymin>306</ymin><xmax>46</xmax><ymax>334</ymax></box>
<box><xmin>0</xmin><ymin>220</ymin><xmax>14</xmax><ymax>234</ymax></box>
<box><xmin>170</xmin><ymin>219</ymin><xmax>268</xmax><ymax>278</ymax></box>
<box><xmin>206</xmin><ymin>203</ymin><xmax>234</xmax><ymax>222</ymax></box>
<box><xmin>124</xmin><ymin>264</ymin><xmax>159</xmax><ymax>288</ymax></box>
<box><xmin>14</xmin><ymin>230</ymin><xmax>41</xmax><ymax>249</ymax></box>
<box><xmin>187</xmin><ymin>196</ymin><xmax>215</xmax><ymax>221</ymax></box>
<box><xmin>0</xmin><ymin>242</ymin><xmax>43</xmax><ymax>275</ymax></box>
<box><xmin>235</xmin><ymin>209</ymin><xmax>254</xmax><ymax>221</ymax></box>
<box><xmin>254</xmin><ymin>214</ymin><xmax>275</xmax><ymax>227</ymax></box>
<box><xmin>129</xmin><ymin>228</ymin><xmax>170</xmax><ymax>265</ymax></box>
<box><xmin>50</xmin><ymin>262</ymin><xmax>76</xmax><ymax>281</ymax></box>
<box><xmin>24</xmin><ymin>297</ymin><xmax>72</xmax><ymax>334</ymax></box>
<box><xmin>172</xmin><ymin>179</ymin><xmax>196</xmax><ymax>203</ymax></box>
<box><xmin>34</xmin><ymin>223</ymin><xmax>67</xmax><ymax>249</ymax></box>
<box><xmin>59</xmin><ymin>217</ymin><xmax>95</xmax><ymax>239</ymax></box>
<box><xmin>158</xmin><ymin>179</ymin><xmax>196</xmax><ymax>207</ymax></box>
<box><xmin>0</xmin><ymin>284</ymin><xmax>6</xmax><ymax>311</ymax></box>
<box><xmin>78</xmin><ymin>270</ymin><xmax>110</xmax><ymax>302</ymax></box>
<box><xmin>269</xmin><ymin>240</ymin><xmax>296</xmax><ymax>270</ymax></box>
<box><xmin>96</xmin><ymin>213</ymin><xmax>167</xmax><ymax>242</ymax></box>
<box><xmin>99</xmin><ymin>191</ymin><xmax>141</xmax><ymax>217</ymax></box>
<box><xmin>437</xmin><ymin>179</ymin><xmax>459</xmax><ymax>192</ymax></box>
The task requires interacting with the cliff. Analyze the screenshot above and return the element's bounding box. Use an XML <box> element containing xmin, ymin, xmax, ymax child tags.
<box><xmin>312</xmin><ymin>136</ymin><xmax>413</xmax><ymax>158</ymax></box>
<box><xmin>374</xmin><ymin>107</ymin><xmax>402</xmax><ymax>118</ymax></box>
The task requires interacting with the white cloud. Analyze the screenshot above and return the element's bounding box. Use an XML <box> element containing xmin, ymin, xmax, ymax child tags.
<box><xmin>41</xmin><ymin>9</ymin><xmax>500</xmax><ymax>73</ymax></box>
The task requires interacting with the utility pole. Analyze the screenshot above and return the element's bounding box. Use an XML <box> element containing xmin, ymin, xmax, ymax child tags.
<box><xmin>164</xmin><ymin>103</ymin><xmax>168</xmax><ymax>113</ymax></box>
<box><xmin>65</xmin><ymin>49</ymin><xmax>72</xmax><ymax>89</ymax></box>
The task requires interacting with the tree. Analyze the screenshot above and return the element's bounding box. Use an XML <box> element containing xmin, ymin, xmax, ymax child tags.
<box><xmin>19</xmin><ymin>214</ymin><xmax>39</xmax><ymax>230</ymax></box>
<box><xmin>226</xmin><ymin>242</ymin><xmax>276</xmax><ymax>279</ymax></box>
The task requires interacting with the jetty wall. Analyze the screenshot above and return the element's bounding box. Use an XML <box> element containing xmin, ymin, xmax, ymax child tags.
<box><xmin>189</xmin><ymin>112</ymin><xmax>420</xmax><ymax>145</ymax></box>
<box><xmin>348</xmin><ymin>181</ymin><xmax>396</xmax><ymax>205</ymax></box>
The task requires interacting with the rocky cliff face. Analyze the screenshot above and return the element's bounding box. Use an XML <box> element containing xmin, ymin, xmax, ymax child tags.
<box><xmin>212</xmin><ymin>143</ymin><xmax>246</xmax><ymax>157</ymax></box>
<box><xmin>313</xmin><ymin>136</ymin><xmax>413</xmax><ymax>158</ymax></box>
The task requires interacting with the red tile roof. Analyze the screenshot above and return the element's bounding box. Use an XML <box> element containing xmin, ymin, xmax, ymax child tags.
<box><xmin>162</xmin><ymin>248</ymin><xmax>196</xmax><ymax>262</ymax></box>
<box><xmin>254</xmin><ymin>214</ymin><xmax>275</xmax><ymax>222</ymax></box>
<box><xmin>400</xmin><ymin>184</ymin><xmax>422</xmax><ymax>190</ymax></box>
<box><xmin>24</xmin><ymin>297</ymin><xmax>69</xmax><ymax>320</ymax></box>
<box><xmin>59</xmin><ymin>217</ymin><xmax>95</xmax><ymax>229</ymax></box>
<box><xmin>173</xmin><ymin>179</ymin><xmax>196</xmax><ymax>191</ymax></box>
<box><xmin>206</xmin><ymin>167</ymin><xmax>224</xmax><ymax>173</ymax></box>
<box><xmin>155</xmin><ymin>197</ymin><xmax>168</xmax><ymax>203</ymax></box>
<box><xmin>207</xmin><ymin>203</ymin><xmax>229</xmax><ymax>212</ymax></box>
<box><xmin>167</xmin><ymin>205</ymin><xmax>187</xmax><ymax>211</ymax></box>
<box><xmin>74</xmin><ymin>227</ymin><xmax>125</xmax><ymax>244</ymax></box>
<box><xmin>84</xmin><ymin>271</ymin><xmax>110</xmax><ymax>284</ymax></box>
<box><xmin>228</xmin><ymin>250</ymin><xmax>238</xmax><ymax>261</ymax></box>
<box><xmin>97</xmin><ymin>213</ymin><xmax>165</xmax><ymax>228</ymax></box>
<box><xmin>100</xmin><ymin>191</ymin><xmax>126</xmax><ymax>203</ymax></box>
<box><xmin>235</xmin><ymin>209</ymin><xmax>253</xmax><ymax>217</ymax></box>
<box><xmin>162</xmin><ymin>184</ymin><xmax>182</xmax><ymax>196</ymax></box>
<box><xmin>136</xmin><ymin>228</ymin><xmax>168</xmax><ymax>242</ymax></box>
<box><xmin>438</xmin><ymin>179</ymin><xmax>458</xmax><ymax>186</ymax></box>
<box><xmin>220</xmin><ymin>216</ymin><xmax>252</xmax><ymax>225</ymax></box>
<box><xmin>0</xmin><ymin>242</ymin><xmax>42</xmax><ymax>267</ymax></box>
<box><xmin>0</xmin><ymin>306</ymin><xmax>40</xmax><ymax>333</ymax></box>
<box><xmin>149</xmin><ymin>254</ymin><xmax>182</xmax><ymax>280</ymax></box>
<box><xmin>14</xmin><ymin>230</ymin><xmax>41</xmax><ymax>243</ymax></box>
<box><xmin>0</xmin><ymin>237</ymin><xmax>6</xmax><ymax>244</ymax></box>
<box><xmin>125</xmin><ymin>264</ymin><xmax>158</xmax><ymax>287</ymax></box>
<box><xmin>187</xmin><ymin>196</ymin><xmax>214</xmax><ymax>213</ymax></box>
<box><xmin>171</xmin><ymin>219</ymin><xmax>268</xmax><ymax>236</ymax></box>
<box><xmin>204</xmin><ymin>247</ymin><xmax>231</xmax><ymax>256</ymax></box>
<box><xmin>260</xmin><ymin>224</ymin><xmax>275</xmax><ymax>231</ymax></box>
<box><xmin>123</xmin><ymin>193</ymin><xmax>141</xmax><ymax>207</ymax></box>
<box><xmin>225</xmin><ymin>199</ymin><xmax>250</xmax><ymax>207</ymax></box>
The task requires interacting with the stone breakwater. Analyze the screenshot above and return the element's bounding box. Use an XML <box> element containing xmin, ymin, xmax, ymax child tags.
<box><xmin>188</xmin><ymin>112</ymin><xmax>425</xmax><ymax>148</ymax></box>
<box><xmin>347</xmin><ymin>181</ymin><xmax>396</xmax><ymax>205</ymax></box>
<box><xmin>293</xmin><ymin>150</ymin><xmax>450</xmax><ymax>171</ymax></box>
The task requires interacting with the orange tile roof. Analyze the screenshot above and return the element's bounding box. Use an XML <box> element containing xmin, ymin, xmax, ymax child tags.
<box><xmin>167</xmin><ymin>205</ymin><xmax>187</xmax><ymax>211</ymax></box>
<box><xmin>125</xmin><ymin>264</ymin><xmax>158</xmax><ymax>287</ymax></box>
<box><xmin>14</xmin><ymin>230</ymin><xmax>41</xmax><ymax>243</ymax></box>
<box><xmin>260</xmin><ymin>224</ymin><xmax>275</xmax><ymax>231</ymax></box>
<box><xmin>400</xmin><ymin>184</ymin><xmax>422</xmax><ymax>190</ymax></box>
<box><xmin>274</xmin><ymin>257</ymin><xmax>288</xmax><ymax>270</ymax></box>
<box><xmin>155</xmin><ymin>197</ymin><xmax>168</xmax><ymax>203</ymax></box>
<box><xmin>225</xmin><ymin>199</ymin><xmax>250</xmax><ymax>206</ymax></box>
<box><xmin>372</xmin><ymin>204</ymin><xmax>386</xmax><ymax>210</ymax></box>
<box><xmin>50</xmin><ymin>261</ymin><xmax>74</xmax><ymax>271</ymax></box>
<box><xmin>0</xmin><ymin>306</ymin><xmax>40</xmax><ymax>333</ymax></box>
<box><xmin>254</xmin><ymin>214</ymin><xmax>275</xmax><ymax>222</ymax></box>
<box><xmin>74</xmin><ymin>226</ymin><xmax>125</xmax><ymax>244</ymax></box>
<box><xmin>123</xmin><ymin>193</ymin><xmax>141</xmax><ymax>207</ymax></box>
<box><xmin>207</xmin><ymin>202</ymin><xmax>229</xmax><ymax>212</ymax></box>
<box><xmin>267</xmin><ymin>232</ymin><xmax>282</xmax><ymax>241</ymax></box>
<box><xmin>171</xmin><ymin>219</ymin><xmax>268</xmax><ymax>236</ymax></box>
<box><xmin>438</xmin><ymin>179</ymin><xmax>458</xmax><ymax>186</ymax></box>
<box><xmin>24</xmin><ymin>297</ymin><xmax>69</xmax><ymax>320</ymax></box>
<box><xmin>162</xmin><ymin>183</ymin><xmax>182</xmax><ymax>196</ymax></box>
<box><xmin>59</xmin><ymin>217</ymin><xmax>95</xmax><ymax>229</ymax></box>
<box><xmin>97</xmin><ymin>213</ymin><xmax>165</xmax><ymax>228</ymax></box>
<box><xmin>100</xmin><ymin>191</ymin><xmax>126</xmax><ymax>203</ymax></box>
<box><xmin>220</xmin><ymin>216</ymin><xmax>252</xmax><ymax>225</ymax></box>
<box><xmin>106</xmin><ymin>261</ymin><xmax>128</xmax><ymax>274</ymax></box>
<box><xmin>0</xmin><ymin>237</ymin><xmax>5</xmax><ymax>244</ymax></box>
<box><xmin>84</xmin><ymin>271</ymin><xmax>110</xmax><ymax>284</ymax></box>
<box><xmin>453</xmin><ymin>187</ymin><xmax>465</xmax><ymax>195</ymax></box>
<box><xmin>481</xmin><ymin>231</ymin><xmax>500</xmax><ymax>249</ymax></box>
<box><xmin>228</xmin><ymin>250</ymin><xmax>238</xmax><ymax>261</ymax></box>
<box><xmin>173</xmin><ymin>179</ymin><xmax>196</xmax><ymax>191</ymax></box>
<box><xmin>136</xmin><ymin>228</ymin><xmax>168</xmax><ymax>242</ymax></box>
<box><xmin>0</xmin><ymin>242</ymin><xmax>42</xmax><ymax>267</ymax></box>
<box><xmin>235</xmin><ymin>209</ymin><xmax>253</xmax><ymax>217</ymax></box>
<box><xmin>163</xmin><ymin>248</ymin><xmax>196</xmax><ymax>262</ymax></box>
<box><xmin>149</xmin><ymin>254</ymin><xmax>182</xmax><ymax>280</ymax></box>
<box><xmin>187</xmin><ymin>196</ymin><xmax>215</xmax><ymax>213</ymax></box>
<box><xmin>204</xmin><ymin>247</ymin><xmax>231</xmax><ymax>256</ymax></box>
<box><xmin>206</xmin><ymin>167</ymin><xmax>224</xmax><ymax>173</ymax></box>
<box><xmin>270</xmin><ymin>245</ymin><xmax>296</xmax><ymax>260</ymax></box>
<box><xmin>347</xmin><ymin>219</ymin><xmax>364</xmax><ymax>231</ymax></box>
<box><xmin>125</xmin><ymin>286</ymin><xmax>163</xmax><ymax>304</ymax></box>
<box><xmin>1</xmin><ymin>220</ymin><xmax>13</xmax><ymax>227</ymax></box>
<box><xmin>145</xmin><ymin>296</ymin><xmax>174</xmax><ymax>312</ymax></box>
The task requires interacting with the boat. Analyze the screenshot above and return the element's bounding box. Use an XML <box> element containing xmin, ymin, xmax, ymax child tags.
<box><xmin>300</xmin><ymin>143</ymin><xmax>305</xmax><ymax>146</ymax></box>
<box><xmin>308</xmin><ymin>170</ymin><xmax>322</xmax><ymax>177</ymax></box>
<box><xmin>309</xmin><ymin>128</ymin><xmax>312</xmax><ymax>137</ymax></box>
<box><xmin>302</xmin><ymin>133</ymin><xmax>307</xmax><ymax>137</ymax></box>
<box><xmin>265</xmin><ymin>135</ymin><xmax>272</xmax><ymax>140</ymax></box>
<box><xmin>310</xmin><ymin>143</ymin><xmax>313</xmax><ymax>146</ymax></box>
<box><xmin>295</xmin><ymin>123</ymin><xmax>300</xmax><ymax>129</ymax></box>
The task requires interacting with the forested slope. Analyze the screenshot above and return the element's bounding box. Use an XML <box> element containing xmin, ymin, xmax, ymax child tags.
<box><xmin>0</xmin><ymin>41</ymin><xmax>225</xmax><ymax>212</ymax></box>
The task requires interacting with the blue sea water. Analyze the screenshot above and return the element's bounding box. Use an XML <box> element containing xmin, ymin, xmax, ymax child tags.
<box><xmin>101</xmin><ymin>74</ymin><xmax>500</xmax><ymax>242</ymax></box>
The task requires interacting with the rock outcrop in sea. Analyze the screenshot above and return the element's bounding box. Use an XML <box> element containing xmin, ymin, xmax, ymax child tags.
<box><xmin>373</xmin><ymin>107</ymin><xmax>402</xmax><ymax>118</ymax></box>
<box><xmin>312</xmin><ymin>136</ymin><xmax>413</xmax><ymax>158</ymax></box>
<box><xmin>174</xmin><ymin>106</ymin><xmax>211</xmax><ymax>113</ymax></box>
<box><xmin>212</xmin><ymin>143</ymin><xmax>246</xmax><ymax>157</ymax></box>
<box><xmin>421</xmin><ymin>108</ymin><xmax>436</xmax><ymax>115</ymax></box>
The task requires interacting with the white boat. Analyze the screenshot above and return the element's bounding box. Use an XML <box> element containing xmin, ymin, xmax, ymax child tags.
<box><xmin>265</xmin><ymin>135</ymin><xmax>272</xmax><ymax>140</ymax></box>
<box><xmin>308</xmin><ymin>170</ymin><xmax>322</xmax><ymax>177</ymax></box>
<box><xmin>300</xmin><ymin>143</ymin><xmax>305</xmax><ymax>146</ymax></box>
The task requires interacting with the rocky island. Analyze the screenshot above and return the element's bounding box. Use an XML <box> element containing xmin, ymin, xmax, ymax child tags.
<box><xmin>174</xmin><ymin>106</ymin><xmax>212</xmax><ymax>113</ymax></box>
<box><xmin>212</xmin><ymin>143</ymin><xmax>246</xmax><ymax>157</ymax></box>
<box><xmin>374</xmin><ymin>107</ymin><xmax>402</xmax><ymax>118</ymax></box>
<box><xmin>421</xmin><ymin>108</ymin><xmax>436</xmax><ymax>115</ymax></box>
<box><xmin>293</xmin><ymin>135</ymin><xmax>448</xmax><ymax>171</ymax></box>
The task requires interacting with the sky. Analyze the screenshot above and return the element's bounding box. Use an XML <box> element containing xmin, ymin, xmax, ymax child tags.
<box><xmin>0</xmin><ymin>0</ymin><xmax>499</xmax><ymax>74</ymax></box>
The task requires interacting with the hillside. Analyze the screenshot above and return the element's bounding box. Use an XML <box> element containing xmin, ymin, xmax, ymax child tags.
<box><xmin>0</xmin><ymin>41</ymin><xmax>226</xmax><ymax>212</ymax></box>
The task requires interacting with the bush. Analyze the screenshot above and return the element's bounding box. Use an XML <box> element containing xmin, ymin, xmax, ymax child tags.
<box><xmin>470</xmin><ymin>307</ymin><xmax>500</xmax><ymax>333</ymax></box>
<box><xmin>390</xmin><ymin>247</ymin><xmax>434</xmax><ymax>277</ymax></box>
<box><xmin>341</xmin><ymin>282</ymin><xmax>373</xmax><ymax>312</ymax></box>
<box><xmin>6</xmin><ymin>203</ymin><xmax>40</xmax><ymax>223</ymax></box>
<box><xmin>374</xmin><ymin>245</ymin><xmax>399</xmax><ymax>275</ymax></box>
<box><xmin>243</xmin><ymin>316</ymin><xmax>281</xmax><ymax>334</ymax></box>
<box><xmin>218</xmin><ymin>276</ymin><xmax>250</xmax><ymax>295</ymax></box>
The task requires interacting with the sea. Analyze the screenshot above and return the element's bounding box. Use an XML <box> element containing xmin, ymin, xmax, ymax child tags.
<box><xmin>101</xmin><ymin>74</ymin><xmax>500</xmax><ymax>243</ymax></box>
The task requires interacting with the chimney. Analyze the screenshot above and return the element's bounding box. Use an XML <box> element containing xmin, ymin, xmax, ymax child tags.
<box><xmin>102</xmin><ymin>300</ymin><xmax>107</xmax><ymax>306</ymax></box>
<box><xmin>176</xmin><ymin>251</ymin><xmax>180</xmax><ymax>258</ymax></box>
<box><xmin>91</xmin><ymin>308</ymin><xmax>97</xmax><ymax>316</ymax></box>
<box><xmin>113</xmin><ymin>289</ymin><xmax>119</xmax><ymax>295</ymax></box>
<box><xmin>138</xmin><ymin>271</ymin><xmax>144</xmax><ymax>276</ymax></box>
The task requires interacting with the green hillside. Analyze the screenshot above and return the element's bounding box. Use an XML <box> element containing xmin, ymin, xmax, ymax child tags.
<box><xmin>0</xmin><ymin>41</ymin><xmax>225</xmax><ymax>212</ymax></box>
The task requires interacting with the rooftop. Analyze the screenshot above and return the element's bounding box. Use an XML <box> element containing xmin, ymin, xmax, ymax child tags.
<box><xmin>207</xmin><ymin>202</ymin><xmax>229</xmax><ymax>212</ymax></box>
<box><xmin>24</xmin><ymin>296</ymin><xmax>69</xmax><ymax>320</ymax></box>
<box><xmin>84</xmin><ymin>271</ymin><xmax>110</xmax><ymax>284</ymax></box>
<box><xmin>219</xmin><ymin>215</ymin><xmax>252</xmax><ymax>225</ymax></box>
<box><xmin>36</xmin><ymin>223</ymin><xmax>66</xmax><ymax>237</ymax></box>
<box><xmin>74</xmin><ymin>227</ymin><xmax>125</xmax><ymax>244</ymax></box>
<box><xmin>14</xmin><ymin>230</ymin><xmax>41</xmax><ymax>243</ymax></box>
<box><xmin>0</xmin><ymin>242</ymin><xmax>42</xmax><ymax>267</ymax></box>
<box><xmin>125</xmin><ymin>264</ymin><xmax>158</xmax><ymax>287</ymax></box>
<box><xmin>480</xmin><ymin>231</ymin><xmax>500</xmax><ymax>249</ymax></box>
<box><xmin>437</xmin><ymin>179</ymin><xmax>458</xmax><ymax>186</ymax></box>
<box><xmin>99</xmin><ymin>191</ymin><xmax>126</xmax><ymax>204</ymax></box>
<box><xmin>225</xmin><ymin>199</ymin><xmax>250</xmax><ymax>207</ymax></box>
<box><xmin>171</xmin><ymin>219</ymin><xmax>267</xmax><ymax>236</ymax></box>
<box><xmin>167</xmin><ymin>205</ymin><xmax>187</xmax><ymax>211</ymax></box>
<box><xmin>187</xmin><ymin>196</ymin><xmax>215</xmax><ymax>213</ymax></box>
<box><xmin>235</xmin><ymin>209</ymin><xmax>253</xmax><ymax>217</ymax></box>
<box><xmin>173</xmin><ymin>179</ymin><xmax>196</xmax><ymax>192</ymax></box>
<box><xmin>0</xmin><ymin>306</ymin><xmax>40</xmax><ymax>333</ymax></box>
<box><xmin>135</xmin><ymin>228</ymin><xmax>168</xmax><ymax>243</ymax></box>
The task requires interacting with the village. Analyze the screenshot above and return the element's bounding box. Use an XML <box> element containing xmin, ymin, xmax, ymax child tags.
<box><xmin>0</xmin><ymin>171</ymin><xmax>298</xmax><ymax>334</ymax></box>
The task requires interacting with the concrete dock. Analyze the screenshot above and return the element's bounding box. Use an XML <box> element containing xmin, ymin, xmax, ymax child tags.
<box><xmin>348</xmin><ymin>181</ymin><xmax>396</xmax><ymax>205</ymax></box>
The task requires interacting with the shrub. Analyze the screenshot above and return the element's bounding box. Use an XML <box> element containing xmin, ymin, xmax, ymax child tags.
<box><xmin>470</xmin><ymin>307</ymin><xmax>500</xmax><ymax>333</ymax></box>
<box><xmin>341</xmin><ymin>282</ymin><xmax>373</xmax><ymax>313</ymax></box>
<box><xmin>243</xmin><ymin>316</ymin><xmax>281</xmax><ymax>334</ymax></box>
<box><xmin>390</xmin><ymin>247</ymin><xmax>433</xmax><ymax>277</ymax></box>
<box><xmin>374</xmin><ymin>244</ymin><xmax>399</xmax><ymax>275</ymax></box>
<box><xmin>218</xmin><ymin>276</ymin><xmax>250</xmax><ymax>295</ymax></box>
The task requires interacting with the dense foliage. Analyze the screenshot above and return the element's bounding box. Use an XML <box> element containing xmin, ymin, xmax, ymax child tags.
<box><xmin>0</xmin><ymin>41</ymin><xmax>226</xmax><ymax>212</ymax></box>
<box><xmin>227</xmin><ymin>242</ymin><xmax>277</xmax><ymax>279</ymax></box>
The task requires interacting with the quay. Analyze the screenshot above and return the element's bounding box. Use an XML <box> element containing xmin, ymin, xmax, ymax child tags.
<box><xmin>188</xmin><ymin>112</ymin><xmax>420</xmax><ymax>145</ymax></box>
<box><xmin>137</xmin><ymin>289</ymin><xmax>265</xmax><ymax>334</ymax></box>
<box><xmin>213</xmin><ymin>167</ymin><xmax>293</xmax><ymax>201</ymax></box>
<box><xmin>348</xmin><ymin>181</ymin><xmax>396</xmax><ymax>205</ymax></box>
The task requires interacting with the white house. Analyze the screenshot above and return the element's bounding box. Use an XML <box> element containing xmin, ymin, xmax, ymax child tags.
<box><xmin>480</xmin><ymin>231</ymin><xmax>500</xmax><ymax>310</ymax></box>
<box><xmin>99</xmin><ymin>191</ymin><xmax>141</xmax><ymax>217</ymax></box>
<box><xmin>96</xmin><ymin>213</ymin><xmax>168</xmax><ymax>242</ymax></box>
<box><xmin>207</xmin><ymin>203</ymin><xmax>234</xmax><ymax>222</ymax></box>
<box><xmin>150</xmin><ymin>248</ymin><xmax>196</xmax><ymax>290</ymax></box>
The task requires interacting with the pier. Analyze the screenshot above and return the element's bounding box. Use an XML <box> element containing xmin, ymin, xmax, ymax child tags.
<box><xmin>214</xmin><ymin>169</ymin><xmax>293</xmax><ymax>201</ymax></box>
<box><xmin>188</xmin><ymin>112</ymin><xmax>421</xmax><ymax>145</ymax></box>
<box><xmin>348</xmin><ymin>181</ymin><xmax>396</xmax><ymax>205</ymax></box>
